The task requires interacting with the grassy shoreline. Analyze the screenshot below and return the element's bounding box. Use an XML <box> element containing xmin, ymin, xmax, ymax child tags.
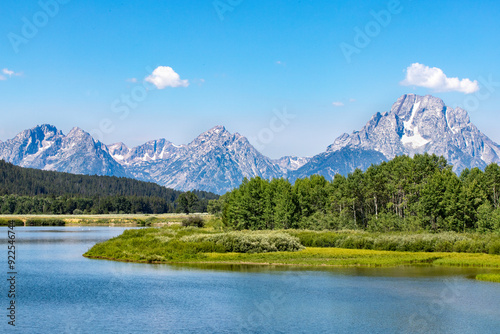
<box><xmin>83</xmin><ymin>227</ymin><xmax>500</xmax><ymax>273</ymax></box>
<box><xmin>476</xmin><ymin>273</ymin><xmax>500</xmax><ymax>283</ymax></box>
<box><xmin>84</xmin><ymin>247</ymin><xmax>500</xmax><ymax>268</ymax></box>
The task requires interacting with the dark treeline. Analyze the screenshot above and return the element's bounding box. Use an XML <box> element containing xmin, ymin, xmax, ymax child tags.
<box><xmin>0</xmin><ymin>160</ymin><xmax>218</xmax><ymax>214</ymax></box>
<box><xmin>214</xmin><ymin>154</ymin><xmax>500</xmax><ymax>233</ymax></box>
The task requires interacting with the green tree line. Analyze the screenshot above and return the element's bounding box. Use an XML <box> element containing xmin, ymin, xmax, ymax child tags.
<box><xmin>0</xmin><ymin>160</ymin><xmax>218</xmax><ymax>214</ymax></box>
<box><xmin>212</xmin><ymin>154</ymin><xmax>500</xmax><ymax>232</ymax></box>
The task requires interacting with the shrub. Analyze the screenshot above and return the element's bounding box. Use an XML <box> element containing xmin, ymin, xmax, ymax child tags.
<box><xmin>289</xmin><ymin>230</ymin><xmax>500</xmax><ymax>254</ymax></box>
<box><xmin>488</xmin><ymin>241</ymin><xmax>500</xmax><ymax>255</ymax></box>
<box><xmin>204</xmin><ymin>217</ymin><xmax>224</xmax><ymax>231</ymax></box>
<box><xmin>25</xmin><ymin>218</ymin><xmax>65</xmax><ymax>226</ymax></box>
<box><xmin>289</xmin><ymin>230</ymin><xmax>341</xmax><ymax>247</ymax></box>
<box><xmin>0</xmin><ymin>218</ymin><xmax>24</xmax><ymax>226</ymax></box>
<box><xmin>182</xmin><ymin>215</ymin><xmax>205</xmax><ymax>228</ymax></box>
<box><xmin>181</xmin><ymin>231</ymin><xmax>304</xmax><ymax>253</ymax></box>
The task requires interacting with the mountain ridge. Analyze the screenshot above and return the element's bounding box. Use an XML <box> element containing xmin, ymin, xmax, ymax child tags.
<box><xmin>1</xmin><ymin>94</ymin><xmax>499</xmax><ymax>194</ymax></box>
<box><xmin>323</xmin><ymin>94</ymin><xmax>500</xmax><ymax>172</ymax></box>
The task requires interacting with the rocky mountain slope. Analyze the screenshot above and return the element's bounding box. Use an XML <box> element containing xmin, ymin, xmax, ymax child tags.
<box><xmin>108</xmin><ymin>126</ymin><xmax>289</xmax><ymax>194</ymax></box>
<box><xmin>290</xmin><ymin>148</ymin><xmax>387</xmax><ymax>181</ymax></box>
<box><xmin>0</xmin><ymin>124</ymin><xmax>127</xmax><ymax>176</ymax></box>
<box><xmin>320</xmin><ymin>94</ymin><xmax>500</xmax><ymax>172</ymax></box>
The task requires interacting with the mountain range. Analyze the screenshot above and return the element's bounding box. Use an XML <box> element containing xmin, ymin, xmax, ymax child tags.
<box><xmin>1</xmin><ymin>94</ymin><xmax>499</xmax><ymax>194</ymax></box>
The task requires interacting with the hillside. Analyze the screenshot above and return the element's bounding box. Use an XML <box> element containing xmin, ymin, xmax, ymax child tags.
<box><xmin>0</xmin><ymin>160</ymin><xmax>218</xmax><ymax>214</ymax></box>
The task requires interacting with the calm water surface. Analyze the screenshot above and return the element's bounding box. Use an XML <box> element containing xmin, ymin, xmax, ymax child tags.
<box><xmin>1</xmin><ymin>226</ymin><xmax>499</xmax><ymax>333</ymax></box>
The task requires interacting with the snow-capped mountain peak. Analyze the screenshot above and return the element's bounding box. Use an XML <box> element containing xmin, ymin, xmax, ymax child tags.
<box><xmin>67</xmin><ymin>126</ymin><xmax>89</xmax><ymax>138</ymax></box>
<box><xmin>107</xmin><ymin>142</ymin><xmax>130</xmax><ymax>161</ymax></box>
<box><xmin>0</xmin><ymin>125</ymin><xmax>126</xmax><ymax>176</ymax></box>
<box><xmin>190</xmin><ymin>125</ymin><xmax>236</xmax><ymax>147</ymax></box>
<box><xmin>324</xmin><ymin>94</ymin><xmax>500</xmax><ymax>172</ymax></box>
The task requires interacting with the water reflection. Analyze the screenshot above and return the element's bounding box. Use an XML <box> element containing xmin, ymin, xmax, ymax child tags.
<box><xmin>1</xmin><ymin>226</ymin><xmax>499</xmax><ymax>334</ymax></box>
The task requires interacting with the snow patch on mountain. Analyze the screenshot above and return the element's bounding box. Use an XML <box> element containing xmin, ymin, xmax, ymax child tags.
<box><xmin>325</xmin><ymin>94</ymin><xmax>500</xmax><ymax>172</ymax></box>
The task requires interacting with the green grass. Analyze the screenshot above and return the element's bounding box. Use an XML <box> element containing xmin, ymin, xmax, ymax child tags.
<box><xmin>199</xmin><ymin>248</ymin><xmax>445</xmax><ymax>267</ymax></box>
<box><xmin>476</xmin><ymin>273</ymin><xmax>500</xmax><ymax>283</ymax></box>
<box><xmin>84</xmin><ymin>227</ymin><xmax>500</xmax><ymax>268</ymax></box>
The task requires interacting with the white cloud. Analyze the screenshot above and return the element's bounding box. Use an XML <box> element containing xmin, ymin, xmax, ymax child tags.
<box><xmin>144</xmin><ymin>66</ymin><xmax>189</xmax><ymax>89</ymax></box>
<box><xmin>400</xmin><ymin>63</ymin><xmax>479</xmax><ymax>94</ymax></box>
<box><xmin>1</xmin><ymin>68</ymin><xmax>21</xmax><ymax>80</ymax></box>
<box><xmin>3</xmin><ymin>68</ymin><xmax>14</xmax><ymax>76</ymax></box>
<box><xmin>332</xmin><ymin>101</ymin><xmax>345</xmax><ymax>107</ymax></box>
<box><xmin>349</xmin><ymin>98</ymin><xmax>356</xmax><ymax>103</ymax></box>
<box><xmin>126</xmin><ymin>78</ymin><xmax>137</xmax><ymax>83</ymax></box>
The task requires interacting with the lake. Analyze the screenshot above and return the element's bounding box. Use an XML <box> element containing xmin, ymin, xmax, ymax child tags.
<box><xmin>1</xmin><ymin>226</ymin><xmax>499</xmax><ymax>333</ymax></box>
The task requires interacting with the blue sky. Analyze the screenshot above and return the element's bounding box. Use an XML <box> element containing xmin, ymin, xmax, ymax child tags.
<box><xmin>1</xmin><ymin>0</ymin><xmax>499</xmax><ymax>158</ymax></box>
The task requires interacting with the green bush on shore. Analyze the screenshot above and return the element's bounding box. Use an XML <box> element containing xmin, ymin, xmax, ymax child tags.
<box><xmin>25</xmin><ymin>218</ymin><xmax>65</xmax><ymax>226</ymax></box>
<box><xmin>0</xmin><ymin>218</ymin><xmax>24</xmax><ymax>226</ymax></box>
<box><xmin>181</xmin><ymin>231</ymin><xmax>304</xmax><ymax>253</ymax></box>
<box><xmin>182</xmin><ymin>215</ymin><xmax>205</xmax><ymax>228</ymax></box>
<box><xmin>288</xmin><ymin>230</ymin><xmax>500</xmax><ymax>255</ymax></box>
